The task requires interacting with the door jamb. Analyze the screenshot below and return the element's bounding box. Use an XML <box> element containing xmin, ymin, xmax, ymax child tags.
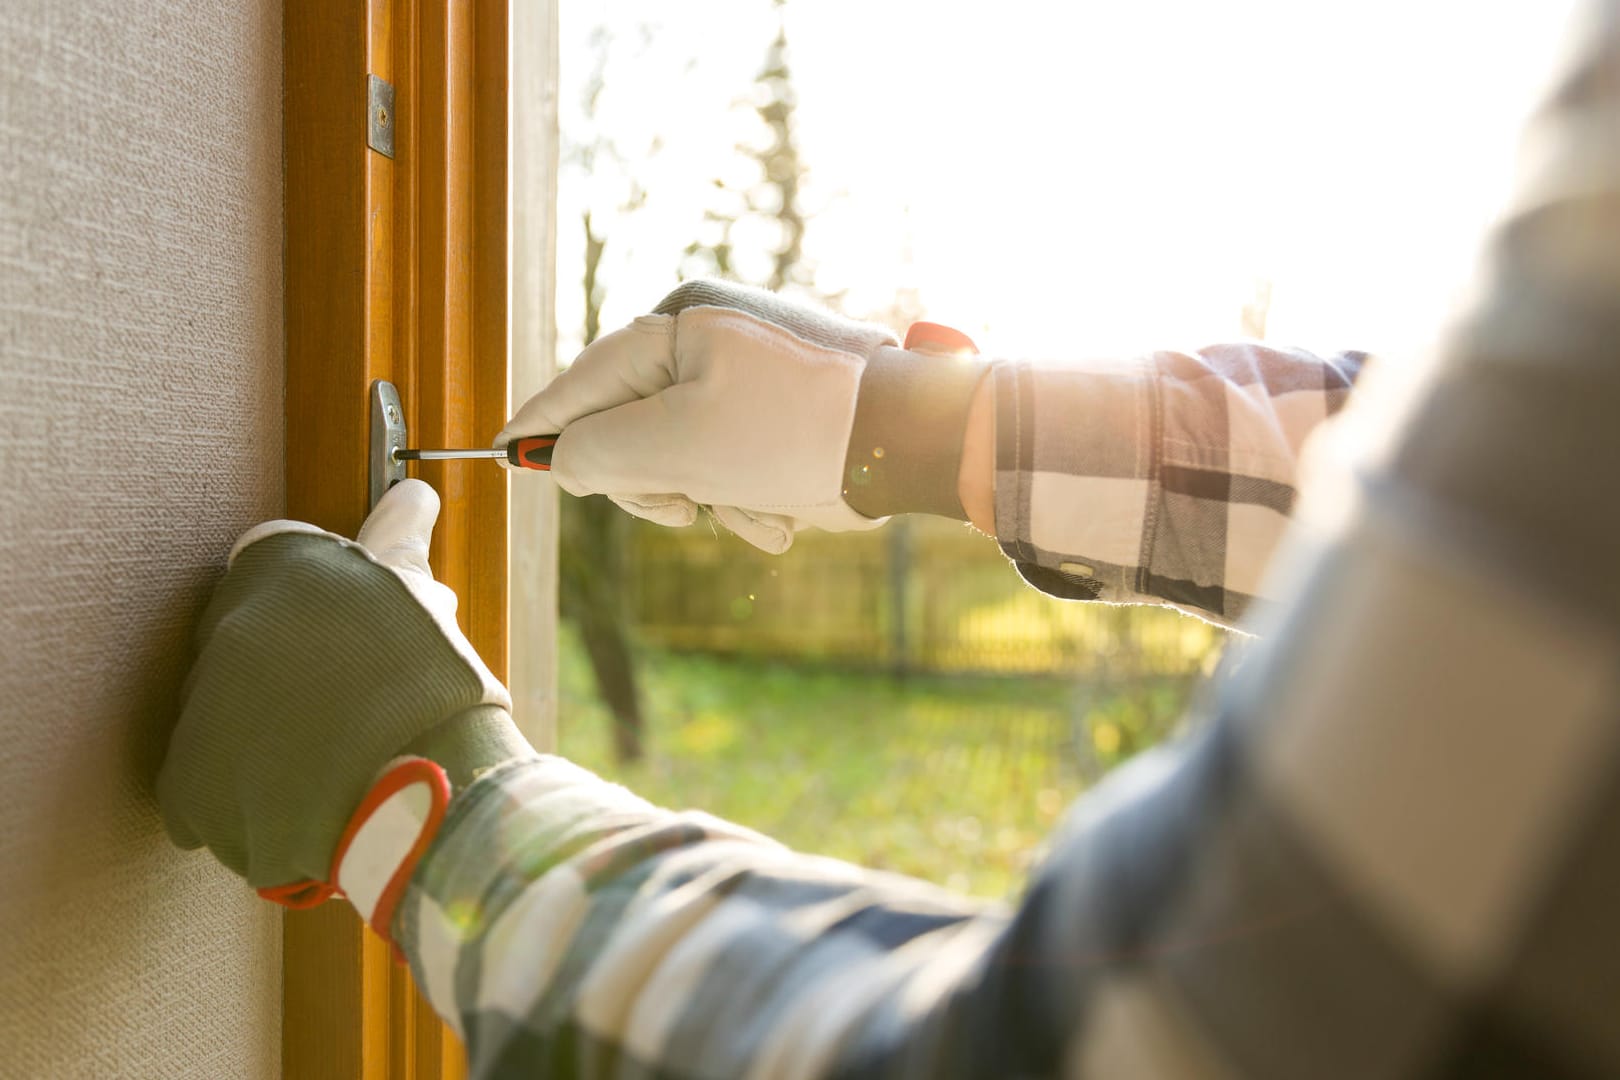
<box><xmin>282</xmin><ymin>0</ymin><xmax>528</xmax><ymax>1074</ymax></box>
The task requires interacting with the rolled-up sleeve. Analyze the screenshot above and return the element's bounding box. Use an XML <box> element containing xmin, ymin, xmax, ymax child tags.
<box><xmin>992</xmin><ymin>345</ymin><xmax>1367</xmax><ymax>627</ymax></box>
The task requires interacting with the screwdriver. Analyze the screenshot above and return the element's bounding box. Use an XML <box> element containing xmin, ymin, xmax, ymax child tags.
<box><xmin>395</xmin><ymin>435</ymin><xmax>558</xmax><ymax>471</ymax></box>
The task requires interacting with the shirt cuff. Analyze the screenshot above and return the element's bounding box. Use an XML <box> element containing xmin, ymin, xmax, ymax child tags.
<box><xmin>992</xmin><ymin>358</ymin><xmax>1155</xmax><ymax>604</ymax></box>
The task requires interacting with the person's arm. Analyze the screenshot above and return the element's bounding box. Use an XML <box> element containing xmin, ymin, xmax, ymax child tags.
<box><xmin>968</xmin><ymin>345</ymin><xmax>1368</xmax><ymax>627</ymax></box>
<box><xmin>503</xmin><ymin>282</ymin><xmax>1368</xmax><ymax>629</ymax></box>
<box><xmin>401</xmin><ymin>8</ymin><xmax>1620</xmax><ymax>1076</ymax></box>
<box><xmin>161</xmin><ymin>7</ymin><xmax>1620</xmax><ymax>1075</ymax></box>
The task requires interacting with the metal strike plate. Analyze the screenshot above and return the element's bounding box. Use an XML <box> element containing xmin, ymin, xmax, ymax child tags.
<box><xmin>370</xmin><ymin>380</ymin><xmax>407</xmax><ymax>508</ymax></box>
<box><xmin>367</xmin><ymin>74</ymin><xmax>395</xmax><ymax>158</ymax></box>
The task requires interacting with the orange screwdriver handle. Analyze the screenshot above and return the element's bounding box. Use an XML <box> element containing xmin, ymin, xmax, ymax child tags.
<box><xmin>508</xmin><ymin>435</ymin><xmax>558</xmax><ymax>471</ymax></box>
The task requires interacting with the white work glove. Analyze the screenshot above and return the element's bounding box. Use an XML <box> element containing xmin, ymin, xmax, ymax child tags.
<box><xmin>497</xmin><ymin>280</ymin><xmax>990</xmax><ymax>553</ymax></box>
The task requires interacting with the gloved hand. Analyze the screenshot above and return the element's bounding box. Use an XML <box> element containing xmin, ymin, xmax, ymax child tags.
<box><xmin>157</xmin><ymin>479</ymin><xmax>535</xmax><ymax>892</ymax></box>
<box><xmin>497</xmin><ymin>280</ymin><xmax>990</xmax><ymax>553</ymax></box>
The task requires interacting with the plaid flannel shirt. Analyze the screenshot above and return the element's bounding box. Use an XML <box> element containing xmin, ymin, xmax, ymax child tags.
<box><xmin>391</xmin><ymin>6</ymin><xmax>1620</xmax><ymax>1075</ymax></box>
<box><xmin>992</xmin><ymin>344</ymin><xmax>1367</xmax><ymax>628</ymax></box>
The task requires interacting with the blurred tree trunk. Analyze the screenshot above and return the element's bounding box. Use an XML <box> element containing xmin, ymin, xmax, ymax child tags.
<box><xmin>886</xmin><ymin>518</ymin><xmax>912</xmax><ymax>676</ymax></box>
<box><xmin>567</xmin><ymin>2</ymin><xmax>820</xmax><ymax>762</ymax></box>
<box><xmin>561</xmin><ymin>209</ymin><xmax>646</xmax><ymax>762</ymax></box>
<box><xmin>562</xmin><ymin>495</ymin><xmax>644</xmax><ymax>763</ymax></box>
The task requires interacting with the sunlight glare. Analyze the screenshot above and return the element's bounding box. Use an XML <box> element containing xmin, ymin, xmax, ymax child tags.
<box><xmin>560</xmin><ymin>1</ymin><xmax>1578</xmax><ymax>364</ymax></box>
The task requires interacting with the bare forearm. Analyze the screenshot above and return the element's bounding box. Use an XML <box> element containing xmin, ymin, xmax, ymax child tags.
<box><xmin>956</xmin><ymin>371</ymin><xmax>996</xmax><ymax>535</ymax></box>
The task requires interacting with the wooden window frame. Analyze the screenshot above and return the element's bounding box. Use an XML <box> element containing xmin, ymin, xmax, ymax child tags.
<box><xmin>283</xmin><ymin>0</ymin><xmax>556</xmax><ymax>1075</ymax></box>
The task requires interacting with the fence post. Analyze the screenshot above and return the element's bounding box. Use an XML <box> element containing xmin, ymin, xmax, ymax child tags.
<box><xmin>887</xmin><ymin>518</ymin><xmax>912</xmax><ymax>675</ymax></box>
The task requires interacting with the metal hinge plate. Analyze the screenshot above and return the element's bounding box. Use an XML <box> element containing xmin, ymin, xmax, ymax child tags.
<box><xmin>370</xmin><ymin>380</ymin><xmax>408</xmax><ymax>508</ymax></box>
<box><xmin>367</xmin><ymin>74</ymin><xmax>396</xmax><ymax>158</ymax></box>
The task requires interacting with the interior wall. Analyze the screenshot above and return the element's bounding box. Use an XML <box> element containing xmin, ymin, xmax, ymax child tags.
<box><xmin>0</xmin><ymin>1</ymin><xmax>284</xmax><ymax>1076</ymax></box>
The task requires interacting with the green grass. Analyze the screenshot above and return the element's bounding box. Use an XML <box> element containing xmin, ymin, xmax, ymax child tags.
<box><xmin>555</xmin><ymin>622</ymin><xmax>1197</xmax><ymax>900</ymax></box>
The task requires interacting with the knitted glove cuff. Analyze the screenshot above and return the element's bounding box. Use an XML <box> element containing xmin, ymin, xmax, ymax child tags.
<box><xmin>652</xmin><ymin>279</ymin><xmax>897</xmax><ymax>357</ymax></box>
<box><xmin>258</xmin><ymin>706</ymin><xmax>533</xmax><ymax>931</ymax></box>
<box><xmin>398</xmin><ymin>704</ymin><xmax>537</xmax><ymax>793</ymax></box>
<box><xmin>842</xmin><ymin>344</ymin><xmax>992</xmax><ymax>521</ymax></box>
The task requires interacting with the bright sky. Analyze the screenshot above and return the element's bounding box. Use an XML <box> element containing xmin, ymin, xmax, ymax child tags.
<box><xmin>556</xmin><ymin>1</ymin><xmax>1580</xmax><ymax>365</ymax></box>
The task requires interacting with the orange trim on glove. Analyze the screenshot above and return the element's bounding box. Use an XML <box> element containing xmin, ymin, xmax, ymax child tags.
<box><xmin>904</xmin><ymin>321</ymin><xmax>978</xmax><ymax>355</ymax></box>
<box><xmin>256</xmin><ymin>756</ymin><xmax>451</xmax><ymax>962</ymax></box>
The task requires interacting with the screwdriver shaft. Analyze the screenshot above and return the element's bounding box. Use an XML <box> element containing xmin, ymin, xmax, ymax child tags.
<box><xmin>395</xmin><ymin>447</ymin><xmax>507</xmax><ymax>461</ymax></box>
<box><xmin>392</xmin><ymin>435</ymin><xmax>556</xmax><ymax>472</ymax></box>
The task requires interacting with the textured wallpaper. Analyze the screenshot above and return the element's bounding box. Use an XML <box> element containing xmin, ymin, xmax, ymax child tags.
<box><xmin>0</xmin><ymin>1</ymin><xmax>284</xmax><ymax>1076</ymax></box>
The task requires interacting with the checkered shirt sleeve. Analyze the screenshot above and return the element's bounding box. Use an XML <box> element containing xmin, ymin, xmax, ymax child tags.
<box><xmin>991</xmin><ymin>345</ymin><xmax>1367</xmax><ymax>627</ymax></box>
<box><xmin>388</xmin><ymin>4</ymin><xmax>1620</xmax><ymax>1075</ymax></box>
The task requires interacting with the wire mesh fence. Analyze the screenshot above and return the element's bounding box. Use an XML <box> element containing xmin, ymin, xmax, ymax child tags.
<box><xmin>560</xmin><ymin>510</ymin><xmax>1240</xmax><ymax>896</ymax></box>
<box><xmin>624</xmin><ymin>514</ymin><xmax>1227</xmax><ymax>680</ymax></box>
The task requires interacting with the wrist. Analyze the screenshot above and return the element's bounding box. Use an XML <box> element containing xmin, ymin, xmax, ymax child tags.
<box><xmin>397</xmin><ymin>704</ymin><xmax>535</xmax><ymax>793</ymax></box>
<box><xmin>842</xmin><ymin>325</ymin><xmax>992</xmax><ymax>520</ymax></box>
<box><xmin>327</xmin><ymin>756</ymin><xmax>452</xmax><ymax>960</ymax></box>
<box><xmin>330</xmin><ymin>707</ymin><xmax>532</xmax><ymax>958</ymax></box>
<box><xmin>957</xmin><ymin>372</ymin><xmax>996</xmax><ymax>534</ymax></box>
<box><xmin>255</xmin><ymin>705</ymin><xmax>532</xmax><ymax>924</ymax></box>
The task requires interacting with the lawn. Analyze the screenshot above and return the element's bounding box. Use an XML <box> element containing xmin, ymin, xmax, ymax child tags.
<box><xmin>554</xmin><ymin>622</ymin><xmax>1200</xmax><ymax>900</ymax></box>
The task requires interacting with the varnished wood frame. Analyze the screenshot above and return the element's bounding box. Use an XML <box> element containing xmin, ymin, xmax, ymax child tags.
<box><xmin>284</xmin><ymin>0</ymin><xmax>509</xmax><ymax>1075</ymax></box>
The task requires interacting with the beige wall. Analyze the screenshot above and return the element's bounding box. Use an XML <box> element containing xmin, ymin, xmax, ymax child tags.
<box><xmin>0</xmin><ymin>1</ymin><xmax>284</xmax><ymax>1076</ymax></box>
